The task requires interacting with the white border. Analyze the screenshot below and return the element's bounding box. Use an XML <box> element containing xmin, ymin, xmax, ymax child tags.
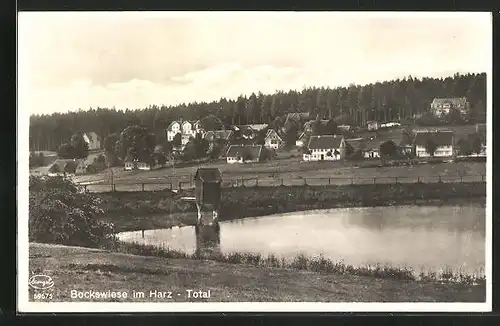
<box><xmin>17</xmin><ymin>11</ymin><xmax>493</xmax><ymax>313</ymax></box>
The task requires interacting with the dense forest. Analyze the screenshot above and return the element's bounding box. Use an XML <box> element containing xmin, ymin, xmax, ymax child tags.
<box><xmin>29</xmin><ymin>72</ymin><xmax>486</xmax><ymax>152</ymax></box>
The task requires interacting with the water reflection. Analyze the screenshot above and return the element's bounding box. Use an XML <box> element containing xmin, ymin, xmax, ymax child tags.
<box><xmin>118</xmin><ymin>204</ymin><xmax>485</xmax><ymax>275</ymax></box>
<box><xmin>194</xmin><ymin>222</ymin><xmax>221</xmax><ymax>258</ymax></box>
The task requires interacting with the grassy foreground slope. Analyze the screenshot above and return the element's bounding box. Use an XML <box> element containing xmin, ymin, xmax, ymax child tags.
<box><xmin>29</xmin><ymin>243</ymin><xmax>485</xmax><ymax>303</ymax></box>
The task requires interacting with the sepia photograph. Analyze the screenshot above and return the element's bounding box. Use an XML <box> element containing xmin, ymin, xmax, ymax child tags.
<box><xmin>18</xmin><ymin>11</ymin><xmax>492</xmax><ymax>312</ymax></box>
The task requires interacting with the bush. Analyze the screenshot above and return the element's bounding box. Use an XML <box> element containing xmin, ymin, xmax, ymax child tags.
<box><xmin>29</xmin><ymin>176</ymin><xmax>117</xmax><ymax>249</ymax></box>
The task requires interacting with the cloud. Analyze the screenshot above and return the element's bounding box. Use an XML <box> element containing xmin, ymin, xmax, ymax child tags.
<box><xmin>18</xmin><ymin>11</ymin><xmax>492</xmax><ymax>114</ymax></box>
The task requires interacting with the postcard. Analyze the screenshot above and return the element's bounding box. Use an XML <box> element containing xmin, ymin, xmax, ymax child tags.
<box><xmin>17</xmin><ymin>11</ymin><xmax>492</xmax><ymax>313</ymax></box>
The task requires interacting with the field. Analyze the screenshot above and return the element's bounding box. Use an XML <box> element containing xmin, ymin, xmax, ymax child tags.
<box><xmin>72</xmin><ymin>157</ymin><xmax>486</xmax><ymax>192</ymax></box>
<box><xmin>29</xmin><ymin>243</ymin><xmax>485</xmax><ymax>302</ymax></box>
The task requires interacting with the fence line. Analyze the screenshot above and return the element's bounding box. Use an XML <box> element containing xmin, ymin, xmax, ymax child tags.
<box><xmin>77</xmin><ymin>174</ymin><xmax>486</xmax><ymax>193</ymax></box>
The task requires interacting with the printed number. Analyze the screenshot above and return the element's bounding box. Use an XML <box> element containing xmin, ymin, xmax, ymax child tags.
<box><xmin>34</xmin><ymin>293</ymin><xmax>53</xmax><ymax>300</ymax></box>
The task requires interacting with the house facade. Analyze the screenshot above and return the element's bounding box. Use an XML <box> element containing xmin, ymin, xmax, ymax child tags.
<box><xmin>430</xmin><ymin>97</ymin><xmax>470</xmax><ymax>118</ymax></box>
<box><xmin>166</xmin><ymin>120</ymin><xmax>204</xmax><ymax>146</ymax></box>
<box><xmin>363</xmin><ymin>148</ymin><xmax>380</xmax><ymax>159</ymax></box>
<box><xmin>264</xmin><ymin>129</ymin><xmax>283</xmax><ymax>150</ymax></box>
<box><xmin>414</xmin><ymin>131</ymin><xmax>454</xmax><ymax>157</ymax></box>
<box><xmin>204</xmin><ymin>130</ymin><xmax>234</xmax><ymax>152</ymax></box>
<box><xmin>226</xmin><ymin>145</ymin><xmax>264</xmax><ymax>164</ymax></box>
<box><xmin>83</xmin><ymin>132</ymin><xmax>101</xmax><ymax>151</ymax></box>
<box><xmin>302</xmin><ymin>135</ymin><xmax>346</xmax><ymax>162</ymax></box>
<box><xmin>367</xmin><ymin>121</ymin><xmax>378</xmax><ymax>131</ymax></box>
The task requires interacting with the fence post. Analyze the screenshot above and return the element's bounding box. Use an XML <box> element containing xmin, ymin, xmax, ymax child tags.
<box><xmin>84</xmin><ymin>185</ymin><xmax>87</xmax><ymax>192</ymax></box>
<box><xmin>417</xmin><ymin>176</ymin><xmax>420</xmax><ymax>183</ymax></box>
<box><xmin>373</xmin><ymin>177</ymin><xmax>376</xmax><ymax>184</ymax></box>
<box><xmin>281</xmin><ymin>179</ymin><xmax>284</xmax><ymax>186</ymax></box>
<box><xmin>142</xmin><ymin>183</ymin><xmax>145</xmax><ymax>191</ymax></box>
<box><xmin>438</xmin><ymin>176</ymin><xmax>442</xmax><ymax>183</ymax></box>
<box><xmin>241</xmin><ymin>177</ymin><xmax>244</xmax><ymax>187</ymax></box>
<box><xmin>304</xmin><ymin>178</ymin><xmax>307</xmax><ymax>185</ymax></box>
<box><xmin>113</xmin><ymin>184</ymin><xmax>116</xmax><ymax>192</ymax></box>
<box><xmin>255</xmin><ymin>178</ymin><xmax>258</xmax><ymax>187</ymax></box>
<box><xmin>460</xmin><ymin>176</ymin><xmax>463</xmax><ymax>182</ymax></box>
<box><xmin>481</xmin><ymin>174</ymin><xmax>484</xmax><ymax>182</ymax></box>
<box><xmin>178</xmin><ymin>181</ymin><xmax>182</xmax><ymax>191</ymax></box>
<box><xmin>328</xmin><ymin>178</ymin><xmax>331</xmax><ymax>185</ymax></box>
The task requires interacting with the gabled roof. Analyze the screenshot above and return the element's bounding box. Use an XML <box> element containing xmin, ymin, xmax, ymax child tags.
<box><xmin>265</xmin><ymin>129</ymin><xmax>283</xmax><ymax>142</ymax></box>
<box><xmin>204</xmin><ymin>130</ymin><xmax>233</xmax><ymax>141</ymax></box>
<box><xmin>194</xmin><ymin>168</ymin><xmax>222</xmax><ymax>182</ymax></box>
<box><xmin>238</xmin><ymin>124</ymin><xmax>269</xmax><ymax>131</ymax></box>
<box><xmin>431</xmin><ymin>97</ymin><xmax>468</xmax><ymax>107</ymax></box>
<box><xmin>307</xmin><ymin>135</ymin><xmax>344</xmax><ymax>150</ymax></box>
<box><xmin>226</xmin><ymin>145</ymin><xmax>263</xmax><ymax>159</ymax></box>
<box><xmin>166</xmin><ymin>119</ymin><xmax>199</xmax><ymax>130</ymax></box>
<box><xmin>414</xmin><ymin>130</ymin><xmax>454</xmax><ymax>147</ymax></box>
<box><xmin>284</xmin><ymin>112</ymin><xmax>310</xmax><ymax>125</ymax></box>
<box><xmin>303</xmin><ymin>119</ymin><xmax>330</xmax><ymax>130</ymax></box>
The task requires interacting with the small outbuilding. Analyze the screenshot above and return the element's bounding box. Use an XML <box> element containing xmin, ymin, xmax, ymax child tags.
<box><xmin>194</xmin><ymin>168</ymin><xmax>222</xmax><ymax>210</ymax></box>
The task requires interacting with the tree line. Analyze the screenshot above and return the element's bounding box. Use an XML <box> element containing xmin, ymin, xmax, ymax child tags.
<box><xmin>29</xmin><ymin>72</ymin><xmax>486</xmax><ymax>152</ymax></box>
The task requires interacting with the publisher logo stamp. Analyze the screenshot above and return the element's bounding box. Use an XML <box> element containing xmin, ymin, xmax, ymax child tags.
<box><xmin>28</xmin><ymin>274</ymin><xmax>54</xmax><ymax>290</ymax></box>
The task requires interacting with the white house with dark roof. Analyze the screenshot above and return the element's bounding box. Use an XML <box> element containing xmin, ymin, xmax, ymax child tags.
<box><xmin>302</xmin><ymin>135</ymin><xmax>346</xmax><ymax>162</ymax></box>
<box><xmin>264</xmin><ymin>129</ymin><xmax>283</xmax><ymax>150</ymax></box>
<box><xmin>414</xmin><ymin>130</ymin><xmax>454</xmax><ymax>157</ymax></box>
<box><xmin>226</xmin><ymin>145</ymin><xmax>264</xmax><ymax>164</ymax></box>
<box><xmin>166</xmin><ymin>120</ymin><xmax>203</xmax><ymax>146</ymax></box>
<box><xmin>430</xmin><ymin>97</ymin><xmax>470</xmax><ymax>118</ymax></box>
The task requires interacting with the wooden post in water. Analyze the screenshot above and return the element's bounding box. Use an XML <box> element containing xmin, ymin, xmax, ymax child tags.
<box><xmin>141</xmin><ymin>229</ymin><xmax>145</xmax><ymax>239</ymax></box>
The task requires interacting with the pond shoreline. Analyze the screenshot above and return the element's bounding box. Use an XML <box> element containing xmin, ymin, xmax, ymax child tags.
<box><xmin>97</xmin><ymin>182</ymin><xmax>486</xmax><ymax>233</ymax></box>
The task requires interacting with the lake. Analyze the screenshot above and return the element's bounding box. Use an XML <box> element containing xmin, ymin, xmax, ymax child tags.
<box><xmin>117</xmin><ymin>204</ymin><xmax>486</xmax><ymax>276</ymax></box>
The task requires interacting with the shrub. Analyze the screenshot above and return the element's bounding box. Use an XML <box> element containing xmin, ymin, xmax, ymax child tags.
<box><xmin>29</xmin><ymin>176</ymin><xmax>117</xmax><ymax>249</ymax></box>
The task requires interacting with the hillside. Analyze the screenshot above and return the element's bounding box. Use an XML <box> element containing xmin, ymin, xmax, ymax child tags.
<box><xmin>29</xmin><ymin>243</ymin><xmax>485</xmax><ymax>302</ymax></box>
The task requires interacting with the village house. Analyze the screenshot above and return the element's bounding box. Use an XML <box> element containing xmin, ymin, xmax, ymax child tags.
<box><xmin>83</xmin><ymin>132</ymin><xmax>101</xmax><ymax>151</ymax></box>
<box><xmin>337</xmin><ymin>124</ymin><xmax>351</xmax><ymax>132</ymax></box>
<box><xmin>363</xmin><ymin>147</ymin><xmax>380</xmax><ymax>159</ymax></box>
<box><xmin>226</xmin><ymin>145</ymin><xmax>265</xmax><ymax>164</ymax></box>
<box><xmin>264</xmin><ymin>129</ymin><xmax>283</xmax><ymax>150</ymax></box>
<box><xmin>232</xmin><ymin>124</ymin><xmax>269</xmax><ymax>140</ymax></box>
<box><xmin>295</xmin><ymin>132</ymin><xmax>308</xmax><ymax>147</ymax></box>
<box><xmin>414</xmin><ymin>130</ymin><xmax>454</xmax><ymax>158</ymax></box>
<box><xmin>282</xmin><ymin>112</ymin><xmax>311</xmax><ymax>133</ymax></box>
<box><xmin>367</xmin><ymin>121</ymin><xmax>378</xmax><ymax>131</ymax></box>
<box><xmin>204</xmin><ymin>130</ymin><xmax>234</xmax><ymax>152</ymax></box>
<box><xmin>380</xmin><ymin>122</ymin><xmax>401</xmax><ymax>129</ymax></box>
<box><xmin>124</xmin><ymin>159</ymin><xmax>137</xmax><ymax>171</ymax></box>
<box><xmin>166</xmin><ymin>120</ymin><xmax>204</xmax><ymax>146</ymax></box>
<box><xmin>303</xmin><ymin>119</ymin><xmax>329</xmax><ymax>134</ymax></box>
<box><xmin>302</xmin><ymin>135</ymin><xmax>346</xmax><ymax>162</ymax></box>
<box><xmin>430</xmin><ymin>97</ymin><xmax>470</xmax><ymax>118</ymax></box>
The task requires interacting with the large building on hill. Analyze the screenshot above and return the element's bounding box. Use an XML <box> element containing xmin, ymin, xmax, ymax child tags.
<box><xmin>430</xmin><ymin>97</ymin><xmax>470</xmax><ymax>118</ymax></box>
<box><xmin>165</xmin><ymin>120</ymin><xmax>204</xmax><ymax>146</ymax></box>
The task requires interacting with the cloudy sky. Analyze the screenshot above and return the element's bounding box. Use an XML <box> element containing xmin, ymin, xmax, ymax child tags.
<box><xmin>18</xmin><ymin>11</ymin><xmax>491</xmax><ymax>115</ymax></box>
